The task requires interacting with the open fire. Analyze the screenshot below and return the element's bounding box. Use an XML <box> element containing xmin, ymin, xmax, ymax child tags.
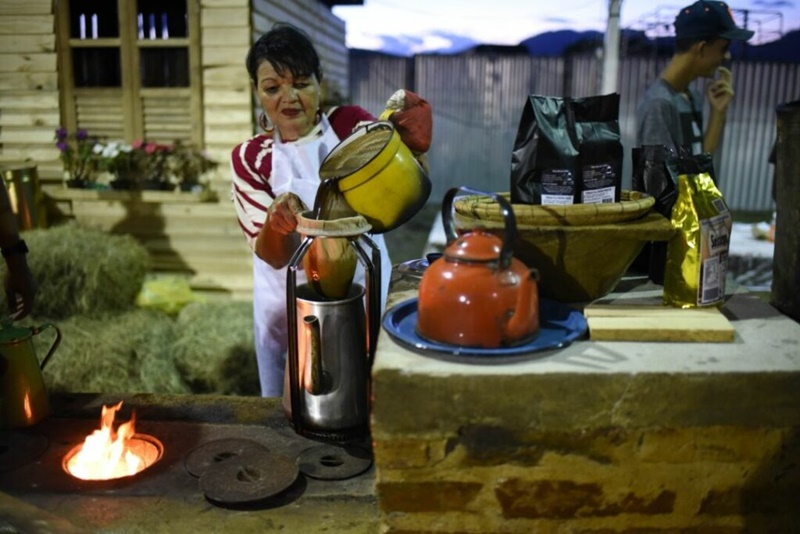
<box><xmin>63</xmin><ymin>401</ymin><xmax>162</xmax><ymax>481</ymax></box>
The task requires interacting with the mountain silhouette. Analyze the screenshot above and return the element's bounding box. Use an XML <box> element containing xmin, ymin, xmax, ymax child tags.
<box><xmin>520</xmin><ymin>30</ymin><xmax>603</xmax><ymax>56</ymax></box>
<box><xmin>354</xmin><ymin>28</ymin><xmax>800</xmax><ymax>63</ymax></box>
<box><xmin>740</xmin><ymin>29</ymin><xmax>800</xmax><ymax>62</ymax></box>
<box><xmin>518</xmin><ymin>28</ymin><xmax>800</xmax><ymax>62</ymax></box>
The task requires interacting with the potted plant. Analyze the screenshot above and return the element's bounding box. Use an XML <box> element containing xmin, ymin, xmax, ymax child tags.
<box><xmin>55</xmin><ymin>127</ymin><xmax>98</xmax><ymax>188</ymax></box>
<box><xmin>134</xmin><ymin>140</ymin><xmax>175</xmax><ymax>191</ymax></box>
<box><xmin>168</xmin><ymin>140</ymin><xmax>219</xmax><ymax>193</ymax></box>
<box><xmin>93</xmin><ymin>140</ymin><xmax>139</xmax><ymax>190</ymax></box>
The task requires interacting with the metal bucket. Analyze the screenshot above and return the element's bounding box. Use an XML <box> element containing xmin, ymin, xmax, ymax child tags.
<box><xmin>1</xmin><ymin>166</ymin><xmax>47</xmax><ymax>230</ymax></box>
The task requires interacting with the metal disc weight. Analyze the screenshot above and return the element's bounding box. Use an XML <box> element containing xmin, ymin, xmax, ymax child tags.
<box><xmin>200</xmin><ymin>449</ymin><xmax>299</xmax><ymax>505</ymax></box>
<box><xmin>184</xmin><ymin>438</ymin><xmax>269</xmax><ymax>478</ymax></box>
<box><xmin>296</xmin><ymin>444</ymin><xmax>373</xmax><ymax>480</ymax></box>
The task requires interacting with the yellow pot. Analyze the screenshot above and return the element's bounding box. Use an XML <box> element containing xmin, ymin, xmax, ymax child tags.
<box><xmin>319</xmin><ymin>121</ymin><xmax>431</xmax><ymax>234</ymax></box>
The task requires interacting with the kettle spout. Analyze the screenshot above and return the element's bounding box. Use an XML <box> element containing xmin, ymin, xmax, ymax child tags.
<box><xmin>303</xmin><ymin>315</ymin><xmax>326</xmax><ymax>395</ymax></box>
<box><xmin>502</xmin><ymin>269</ymin><xmax>540</xmax><ymax>344</ymax></box>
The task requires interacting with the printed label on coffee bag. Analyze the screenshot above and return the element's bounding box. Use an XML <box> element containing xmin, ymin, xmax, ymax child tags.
<box><xmin>581</xmin><ymin>164</ymin><xmax>617</xmax><ymax>204</ymax></box>
<box><xmin>698</xmin><ymin>211</ymin><xmax>731</xmax><ymax>305</ymax></box>
<box><xmin>540</xmin><ymin>169</ymin><xmax>575</xmax><ymax>205</ymax></box>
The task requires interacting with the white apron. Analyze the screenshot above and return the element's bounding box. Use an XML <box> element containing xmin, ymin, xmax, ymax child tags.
<box><xmin>253</xmin><ymin>114</ymin><xmax>392</xmax><ymax>397</ymax></box>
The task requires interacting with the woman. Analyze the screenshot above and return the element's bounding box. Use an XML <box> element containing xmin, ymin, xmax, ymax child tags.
<box><xmin>231</xmin><ymin>23</ymin><xmax>430</xmax><ymax>397</ymax></box>
<box><xmin>0</xmin><ymin>179</ymin><xmax>35</xmax><ymax>320</ymax></box>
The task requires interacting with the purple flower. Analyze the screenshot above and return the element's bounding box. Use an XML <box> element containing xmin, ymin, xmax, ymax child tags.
<box><xmin>56</xmin><ymin>141</ymin><xmax>69</xmax><ymax>152</ymax></box>
<box><xmin>56</xmin><ymin>127</ymin><xmax>67</xmax><ymax>140</ymax></box>
<box><xmin>76</xmin><ymin>129</ymin><xmax>88</xmax><ymax>140</ymax></box>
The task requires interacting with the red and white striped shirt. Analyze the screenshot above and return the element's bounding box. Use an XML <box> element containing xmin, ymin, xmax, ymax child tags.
<box><xmin>230</xmin><ymin>106</ymin><xmax>374</xmax><ymax>249</ymax></box>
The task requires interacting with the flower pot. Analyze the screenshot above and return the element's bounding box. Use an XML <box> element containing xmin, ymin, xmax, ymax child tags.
<box><xmin>142</xmin><ymin>179</ymin><xmax>174</xmax><ymax>191</ymax></box>
<box><xmin>179</xmin><ymin>183</ymin><xmax>199</xmax><ymax>193</ymax></box>
<box><xmin>110</xmin><ymin>178</ymin><xmax>135</xmax><ymax>190</ymax></box>
<box><xmin>66</xmin><ymin>178</ymin><xmax>89</xmax><ymax>189</ymax></box>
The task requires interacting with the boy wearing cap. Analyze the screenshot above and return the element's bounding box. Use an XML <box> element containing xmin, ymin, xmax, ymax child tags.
<box><xmin>636</xmin><ymin>0</ymin><xmax>754</xmax><ymax>155</ymax></box>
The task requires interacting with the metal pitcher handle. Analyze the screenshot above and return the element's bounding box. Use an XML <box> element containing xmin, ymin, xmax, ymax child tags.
<box><xmin>441</xmin><ymin>186</ymin><xmax>517</xmax><ymax>270</ymax></box>
<box><xmin>31</xmin><ymin>323</ymin><xmax>62</xmax><ymax>370</ymax></box>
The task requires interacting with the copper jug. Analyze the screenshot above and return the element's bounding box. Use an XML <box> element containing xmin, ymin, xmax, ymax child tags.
<box><xmin>416</xmin><ymin>187</ymin><xmax>540</xmax><ymax>348</ymax></box>
<box><xmin>0</xmin><ymin>320</ymin><xmax>62</xmax><ymax>428</ymax></box>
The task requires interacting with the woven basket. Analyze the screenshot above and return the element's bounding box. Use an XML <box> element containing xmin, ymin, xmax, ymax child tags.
<box><xmin>453</xmin><ymin>190</ymin><xmax>654</xmax><ymax>227</ymax></box>
<box><xmin>452</xmin><ymin>206</ymin><xmax>675</xmax><ymax>303</ymax></box>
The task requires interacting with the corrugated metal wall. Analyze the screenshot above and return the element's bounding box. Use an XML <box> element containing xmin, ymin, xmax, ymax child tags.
<box><xmin>348</xmin><ymin>53</ymin><xmax>411</xmax><ymax>118</ymax></box>
<box><xmin>416</xmin><ymin>55</ymin><xmax>565</xmax><ymax>199</ymax></box>
<box><xmin>350</xmin><ymin>52</ymin><xmax>800</xmax><ymax>211</ymax></box>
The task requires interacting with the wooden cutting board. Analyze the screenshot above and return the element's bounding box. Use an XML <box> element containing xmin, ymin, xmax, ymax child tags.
<box><xmin>584</xmin><ymin>304</ymin><xmax>735</xmax><ymax>342</ymax></box>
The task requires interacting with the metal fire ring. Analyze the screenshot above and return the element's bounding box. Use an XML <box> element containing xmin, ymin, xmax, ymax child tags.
<box><xmin>200</xmin><ymin>449</ymin><xmax>299</xmax><ymax>505</ymax></box>
<box><xmin>0</xmin><ymin>430</ymin><xmax>49</xmax><ymax>473</ymax></box>
<box><xmin>184</xmin><ymin>438</ymin><xmax>269</xmax><ymax>479</ymax></box>
<box><xmin>296</xmin><ymin>444</ymin><xmax>373</xmax><ymax>480</ymax></box>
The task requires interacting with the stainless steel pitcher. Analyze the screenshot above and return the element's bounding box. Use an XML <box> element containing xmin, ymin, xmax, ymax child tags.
<box><xmin>282</xmin><ymin>283</ymin><xmax>369</xmax><ymax>437</ymax></box>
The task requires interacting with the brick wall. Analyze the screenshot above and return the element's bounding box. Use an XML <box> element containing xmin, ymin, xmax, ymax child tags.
<box><xmin>373</xmin><ymin>424</ymin><xmax>799</xmax><ymax>532</ymax></box>
<box><xmin>371</xmin><ymin>288</ymin><xmax>800</xmax><ymax>533</ymax></box>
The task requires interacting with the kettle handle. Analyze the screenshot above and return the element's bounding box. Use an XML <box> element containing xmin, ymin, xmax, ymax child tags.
<box><xmin>31</xmin><ymin>323</ymin><xmax>62</xmax><ymax>371</ymax></box>
<box><xmin>441</xmin><ymin>186</ymin><xmax>517</xmax><ymax>270</ymax></box>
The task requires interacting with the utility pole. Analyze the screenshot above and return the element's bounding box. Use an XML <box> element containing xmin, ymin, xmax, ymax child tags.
<box><xmin>601</xmin><ymin>0</ymin><xmax>622</xmax><ymax>94</ymax></box>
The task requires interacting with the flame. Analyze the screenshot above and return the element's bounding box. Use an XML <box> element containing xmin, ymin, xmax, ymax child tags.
<box><xmin>65</xmin><ymin>401</ymin><xmax>147</xmax><ymax>480</ymax></box>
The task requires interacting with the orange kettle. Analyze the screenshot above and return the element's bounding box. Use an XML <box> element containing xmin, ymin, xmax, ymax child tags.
<box><xmin>416</xmin><ymin>187</ymin><xmax>540</xmax><ymax>348</ymax></box>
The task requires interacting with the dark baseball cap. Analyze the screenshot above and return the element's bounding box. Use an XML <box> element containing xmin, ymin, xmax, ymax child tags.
<box><xmin>675</xmin><ymin>1</ymin><xmax>755</xmax><ymax>41</ymax></box>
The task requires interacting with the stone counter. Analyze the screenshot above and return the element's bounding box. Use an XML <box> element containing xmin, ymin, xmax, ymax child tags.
<box><xmin>371</xmin><ymin>275</ymin><xmax>800</xmax><ymax>533</ymax></box>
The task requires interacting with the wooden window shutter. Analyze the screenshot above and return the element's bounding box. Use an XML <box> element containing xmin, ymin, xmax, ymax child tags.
<box><xmin>56</xmin><ymin>0</ymin><xmax>202</xmax><ymax>146</ymax></box>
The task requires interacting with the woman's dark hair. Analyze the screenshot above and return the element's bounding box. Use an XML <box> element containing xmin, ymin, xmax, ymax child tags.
<box><xmin>246</xmin><ymin>23</ymin><xmax>322</xmax><ymax>85</ymax></box>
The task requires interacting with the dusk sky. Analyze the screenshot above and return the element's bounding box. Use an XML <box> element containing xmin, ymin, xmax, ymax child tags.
<box><xmin>333</xmin><ymin>0</ymin><xmax>798</xmax><ymax>54</ymax></box>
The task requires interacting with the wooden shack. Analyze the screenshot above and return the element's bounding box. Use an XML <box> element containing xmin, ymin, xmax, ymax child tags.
<box><xmin>0</xmin><ymin>0</ymin><xmax>360</xmax><ymax>299</ymax></box>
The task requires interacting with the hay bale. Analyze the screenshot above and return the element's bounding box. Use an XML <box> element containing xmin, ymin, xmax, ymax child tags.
<box><xmin>172</xmin><ymin>301</ymin><xmax>259</xmax><ymax>396</ymax></box>
<box><xmin>1</xmin><ymin>221</ymin><xmax>150</xmax><ymax>319</ymax></box>
<box><xmin>28</xmin><ymin>309</ymin><xmax>189</xmax><ymax>395</ymax></box>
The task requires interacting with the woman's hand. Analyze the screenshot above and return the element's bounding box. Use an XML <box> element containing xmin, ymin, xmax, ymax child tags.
<box><xmin>256</xmin><ymin>193</ymin><xmax>306</xmax><ymax>268</ymax></box>
<box><xmin>4</xmin><ymin>254</ymin><xmax>35</xmax><ymax>320</ymax></box>
<box><xmin>382</xmin><ymin>89</ymin><xmax>432</xmax><ymax>155</ymax></box>
<box><xmin>266</xmin><ymin>193</ymin><xmax>305</xmax><ymax>235</ymax></box>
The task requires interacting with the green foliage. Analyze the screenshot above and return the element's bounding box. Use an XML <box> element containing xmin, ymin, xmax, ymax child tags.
<box><xmin>54</xmin><ymin>127</ymin><xmax>98</xmax><ymax>182</ymax></box>
<box><xmin>168</xmin><ymin>140</ymin><xmax>219</xmax><ymax>189</ymax></box>
<box><xmin>92</xmin><ymin>140</ymin><xmax>136</xmax><ymax>175</ymax></box>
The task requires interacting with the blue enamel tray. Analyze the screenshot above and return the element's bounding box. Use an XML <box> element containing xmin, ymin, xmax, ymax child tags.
<box><xmin>382</xmin><ymin>297</ymin><xmax>587</xmax><ymax>360</ymax></box>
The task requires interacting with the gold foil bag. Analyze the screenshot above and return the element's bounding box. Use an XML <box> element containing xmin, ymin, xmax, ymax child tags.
<box><xmin>663</xmin><ymin>172</ymin><xmax>732</xmax><ymax>308</ymax></box>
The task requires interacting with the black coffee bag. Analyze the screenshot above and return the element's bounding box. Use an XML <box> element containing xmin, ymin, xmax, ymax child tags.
<box><xmin>510</xmin><ymin>93</ymin><xmax>622</xmax><ymax>205</ymax></box>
